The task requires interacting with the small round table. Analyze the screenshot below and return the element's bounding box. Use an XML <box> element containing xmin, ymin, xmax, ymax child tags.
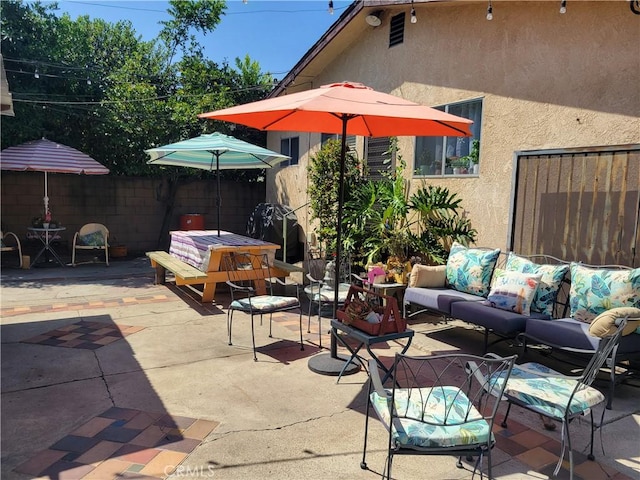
<box><xmin>27</xmin><ymin>226</ymin><xmax>66</xmax><ymax>267</ymax></box>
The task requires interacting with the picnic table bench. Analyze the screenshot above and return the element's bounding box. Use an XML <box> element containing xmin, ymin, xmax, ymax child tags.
<box><xmin>147</xmin><ymin>230</ymin><xmax>299</xmax><ymax>303</ymax></box>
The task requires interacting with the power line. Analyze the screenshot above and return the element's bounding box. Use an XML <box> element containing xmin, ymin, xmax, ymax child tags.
<box><xmin>64</xmin><ymin>1</ymin><xmax>347</xmax><ymax>16</ymax></box>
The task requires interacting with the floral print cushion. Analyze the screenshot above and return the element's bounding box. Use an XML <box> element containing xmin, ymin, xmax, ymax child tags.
<box><xmin>492</xmin><ymin>362</ymin><xmax>605</xmax><ymax>418</ymax></box>
<box><xmin>445</xmin><ymin>242</ymin><xmax>500</xmax><ymax>297</ymax></box>
<box><xmin>569</xmin><ymin>263</ymin><xmax>640</xmax><ymax>323</ymax></box>
<box><xmin>370</xmin><ymin>386</ymin><xmax>492</xmax><ymax>448</ymax></box>
<box><xmin>78</xmin><ymin>231</ymin><xmax>105</xmax><ymax>246</ymax></box>
<box><xmin>230</xmin><ymin>295</ymin><xmax>299</xmax><ymax>312</ymax></box>
<box><xmin>505</xmin><ymin>253</ymin><xmax>570</xmax><ymax>317</ymax></box>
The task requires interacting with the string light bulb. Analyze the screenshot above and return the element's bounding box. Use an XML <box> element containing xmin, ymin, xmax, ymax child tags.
<box><xmin>328</xmin><ymin>1</ymin><xmax>333</xmax><ymax>14</ymax></box>
<box><xmin>86</xmin><ymin>77</ymin><xmax>91</xmax><ymax>85</ymax></box>
<box><xmin>486</xmin><ymin>1</ymin><xmax>493</xmax><ymax>20</ymax></box>
<box><xmin>560</xmin><ymin>0</ymin><xmax>567</xmax><ymax>14</ymax></box>
<box><xmin>410</xmin><ymin>1</ymin><xmax>417</xmax><ymax>23</ymax></box>
<box><xmin>34</xmin><ymin>68</ymin><xmax>40</xmax><ymax>79</ymax></box>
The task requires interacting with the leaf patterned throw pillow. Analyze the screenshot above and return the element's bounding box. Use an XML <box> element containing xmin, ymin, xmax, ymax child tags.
<box><xmin>569</xmin><ymin>263</ymin><xmax>640</xmax><ymax>323</ymax></box>
<box><xmin>445</xmin><ymin>242</ymin><xmax>500</xmax><ymax>297</ymax></box>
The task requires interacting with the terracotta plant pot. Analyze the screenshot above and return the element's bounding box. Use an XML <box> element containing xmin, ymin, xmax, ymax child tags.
<box><xmin>109</xmin><ymin>245</ymin><xmax>128</xmax><ymax>258</ymax></box>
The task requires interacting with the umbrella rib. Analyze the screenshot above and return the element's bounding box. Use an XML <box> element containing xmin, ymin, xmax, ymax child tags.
<box><xmin>149</xmin><ymin>151</ymin><xmax>178</xmax><ymax>162</ymax></box>
<box><xmin>436</xmin><ymin>120</ymin><xmax>471</xmax><ymax>137</ymax></box>
<box><xmin>263</xmin><ymin>109</ymin><xmax>304</xmax><ymax>130</ymax></box>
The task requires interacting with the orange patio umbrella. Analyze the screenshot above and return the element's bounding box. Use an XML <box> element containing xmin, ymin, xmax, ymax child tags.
<box><xmin>199</xmin><ymin>82</ymin><xmax>473</xmax><ymax>371</ymax></box>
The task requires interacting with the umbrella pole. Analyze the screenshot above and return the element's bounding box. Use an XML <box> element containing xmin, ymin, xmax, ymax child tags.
<box><xmin>331</xmin><ymin>120</ymin><xmax>349</xmax><ymax>357</ymax></box>
<box><xmin>308</xmin><ymin>116</ymin><xmax>360</xmax><ymax>378</ymax></box>
<box><xmin>44</xmin><ymin>171</ymin><xmax>49</xmax><ymax>214</ymax></box>
<box><xmin>216</xmin><ymin>153</ymin><xmax>221</xmax><ymax>237</ymax></box>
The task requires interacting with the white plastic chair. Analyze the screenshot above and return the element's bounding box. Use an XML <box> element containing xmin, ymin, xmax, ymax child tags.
<box><xmin>72</xmin><ymin>223</ymin><xmax>109</xmax><ymax>266</ymax></box>
<box><xmin>1</xmin><ymin>230</ymin><xmax>23</xmax><ymax>268</ymax></box>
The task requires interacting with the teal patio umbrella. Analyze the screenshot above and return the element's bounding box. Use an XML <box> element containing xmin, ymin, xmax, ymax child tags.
<box><xmin>145</xmin><ymin>132</ymin><xmax>290</xmax><ymax>236</ymax></box>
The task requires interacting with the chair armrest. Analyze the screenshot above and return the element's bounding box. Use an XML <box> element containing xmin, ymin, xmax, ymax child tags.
<box><xmin>270</xmin><ymin>276</ymin><xmax>301</xmax><ymax>298</ymax></box>
<box><xmin>3</xmin><ymin>231</ymin><xmax>20</xmax><ymax>246</ymax></box>
<box><xmin>225</xmin><ymin>280</ymin><xmax>255</xmax><ymax>294</ymax></box>
<box><xmin>368</xmin><ymin>358</ymin><xmax>389</xmax><ymax>396</ymax></box>
<box><xmin>306</xmin><ymin>273</ymin><xmax>323</xmax><ymax>284</ymax></box>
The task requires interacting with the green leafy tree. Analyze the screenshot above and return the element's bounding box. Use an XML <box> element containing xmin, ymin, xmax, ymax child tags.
<box><xmin>307</xmin><ymin>139</ymin><xmax>362</xmax><ymax>256</ymax></box>
<box><xmin>1</xmin><ymin>0</ymin><xmax>274</xmax><ymax>178</ymax></box>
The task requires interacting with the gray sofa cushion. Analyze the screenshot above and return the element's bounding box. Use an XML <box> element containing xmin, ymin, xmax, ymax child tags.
<box><xmin>450</xmin><ymin>301</ymin><xmax>548</xmax><ymax>336</ymax></box>
<box><xmin>525</xmin><ymin>317</ymin><xmax>640</xmax><ymax>354</ymax></box>
<box><xmin>404</xmin><ymin>287</ymin><xmax>480</xmax><ymax>315</ymax></box>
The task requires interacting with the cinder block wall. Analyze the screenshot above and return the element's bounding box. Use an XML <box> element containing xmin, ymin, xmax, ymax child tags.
<box><xmin>0</xmin><ymin>172</ymin><xmax>266</xmax><ymax>255</ymax></box>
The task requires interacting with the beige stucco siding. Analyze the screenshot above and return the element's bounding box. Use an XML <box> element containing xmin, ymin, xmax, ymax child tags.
<box><xmin>266</xmin><ymin>1</ymin><xmax>640</xmax><ymax>251</ymax></box>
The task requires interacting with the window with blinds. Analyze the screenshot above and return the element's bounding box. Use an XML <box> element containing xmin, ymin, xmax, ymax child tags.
<box><xmin>365</xmin><ymin>137</ymin><xmax>393</xmax><ymax>179</ymax></box>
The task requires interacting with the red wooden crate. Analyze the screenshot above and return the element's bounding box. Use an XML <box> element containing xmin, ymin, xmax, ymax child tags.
<box><xmin>336</xmin><ymin>285</ymin><xmax>407</xmax><ymax>336</ymax></box>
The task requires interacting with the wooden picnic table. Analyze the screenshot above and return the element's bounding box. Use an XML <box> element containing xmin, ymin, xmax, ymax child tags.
<box><xmin>147</xmin><ymin>230</ymin><xmax>294</xmax><ymax>303</ymax></box>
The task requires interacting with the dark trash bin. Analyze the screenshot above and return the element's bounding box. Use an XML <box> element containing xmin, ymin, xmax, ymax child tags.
<box><xmin>246</xmin><ymin>203</ymin><xmax>300</xmax><ymax>262</ymax></box>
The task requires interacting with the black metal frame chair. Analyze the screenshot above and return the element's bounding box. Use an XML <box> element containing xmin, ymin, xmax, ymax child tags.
<box><xmin>362</xmin><ymin>352</ymin><xmax>517</xmax><ymax>479</ymax></box>
<box><xmin>498</xmin><ymin>319</ymin><xmax>627</xmax><ymax>480</ymax></box>
<box><xmin>224</xmin><ymin>251</ymin><xmax>303</xmax><ymax>361</ymax></box>
<box><xmin>304</xmin><ymin>252</ymin><xmax>352</xmax><ymax>348</ymax></box>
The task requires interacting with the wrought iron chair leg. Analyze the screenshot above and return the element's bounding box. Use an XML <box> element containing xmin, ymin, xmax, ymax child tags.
<box><xmin>483</xmin><ymin>328</ymin><xmax>490</xmax><ymax>354</ymax></box>
<box><xmin>501</xmin><ymin>402</ymin><xmax>512</xmax><ymax>428</ymax></box>
<box><xmin>361</xmin><ymin>379</ymin><xmax>372</xmax><ymax>470</ymax></box>
<box><xmin>227</xmin><ymin>311</ymin><xmax>233</xmax><ymax>345</ymax></box>
<box><xmin>553</xmin><ymin>419</ymin><xmax>569</xmax><ymax>478</ymax></box>
<box><xmin>298</xmin><ymin>310</ymin><xmax>304</xmax><ymax>351</ymax></box>
<box><xmin>251</xmin><ymin>314</ymin><xmax>257</xmax><ymax>361</ymax></box>
<box><xmin>588</xmin><ymin>409</ymin><xmax>596</xmax><ymax>461</ymax></box>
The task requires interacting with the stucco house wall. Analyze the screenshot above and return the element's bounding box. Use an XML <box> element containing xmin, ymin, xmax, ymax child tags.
<box><xmin>263</xmin><ymin>0</ymin><xmax>639</xmax><ymax>252</ymax></box>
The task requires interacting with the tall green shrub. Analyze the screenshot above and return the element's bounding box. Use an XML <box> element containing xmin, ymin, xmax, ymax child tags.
<box><xmin>307</xmin><ymin>139</ymin><xmax>361</xmax><ymax>256</ymax></box>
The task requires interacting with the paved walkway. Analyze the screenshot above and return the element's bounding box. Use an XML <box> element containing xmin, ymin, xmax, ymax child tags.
<box><xmin>1</xmin><ymin>257</ymin><xmax>638</xmax><ymax>479</ymax></box>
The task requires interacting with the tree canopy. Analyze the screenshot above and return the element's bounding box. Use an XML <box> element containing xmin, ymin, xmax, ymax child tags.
<box><xmin>0</xmin><ymin>0</ymin><xmax>275</xmax><ymax>177</ymax></box>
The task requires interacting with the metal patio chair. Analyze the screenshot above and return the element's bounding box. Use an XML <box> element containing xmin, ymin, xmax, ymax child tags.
<box><xmin>72</xmin><ymin>223</ymin><xmax>109</xmax><ymax>266</ymax></box>
<box><xmin>492</xmin><ymin>318</ymin><xmax>627</xmax><ymax>480</ymax></box>
<box><xmin>1</xmin><ymin>230</ymin><xmax>23</xmax><ymax>268</ymax></box>
<box><xmin>362</xmin><ymin>352</ymin><xmax>517</xmax><ymax>479</ymax></box>
<box><xmin>224</xmin><ymin>251</ymin><xmax>303</xmax><ymax>361</ymax></box>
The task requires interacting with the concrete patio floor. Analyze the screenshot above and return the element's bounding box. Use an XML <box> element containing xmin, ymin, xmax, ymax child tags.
<box><xmin>1</xmin><ymin>256</ymin><xmax>638</xmax><ymax>480</ymax></box>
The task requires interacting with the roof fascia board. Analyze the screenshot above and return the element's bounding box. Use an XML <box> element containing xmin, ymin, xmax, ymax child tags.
<box><xmin>268</xmin><ymin>1</ymin><xmax>444</xmax><ymax>98</ymax></box>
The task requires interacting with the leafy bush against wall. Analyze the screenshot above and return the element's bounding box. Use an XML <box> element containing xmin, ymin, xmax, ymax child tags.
<box><xmin>307</xmin><ymin>139</ymin><xmax>362</xmax><ymax>256</ymax></box>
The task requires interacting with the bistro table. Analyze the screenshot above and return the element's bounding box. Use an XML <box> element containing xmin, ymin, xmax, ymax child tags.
<box><xmin>27</xmin><ymin>226</ymin><xmax>66</xmax><ymax>268</ymax></box>
<box><xmin>167</xmin><ymin>230</ymin><xmax>283</xmax><ymax>302</ymax></box>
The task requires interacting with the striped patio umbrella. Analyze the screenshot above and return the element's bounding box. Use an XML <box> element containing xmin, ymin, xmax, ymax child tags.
<box><xmin>145</xmin><ymin>132</ymin><xmax>290</xmax><ymax>236</ymax></box>
<box><xmin>0</xmin><ymin>138</ymin><xmax>109</xmax><ymax>214</ymax></box>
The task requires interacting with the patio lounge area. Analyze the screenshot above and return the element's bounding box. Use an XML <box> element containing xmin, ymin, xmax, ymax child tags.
<box><xmin>1</xmin><ymin>257</ymin><xmax>638</xmax><ymax>480</ymax></box>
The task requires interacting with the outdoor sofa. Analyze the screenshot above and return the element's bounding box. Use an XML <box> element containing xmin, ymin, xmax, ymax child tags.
<box><xmin>403</xmin><ymin>242</ymin><xmax>640</xmax><ymax>407</ymax></box>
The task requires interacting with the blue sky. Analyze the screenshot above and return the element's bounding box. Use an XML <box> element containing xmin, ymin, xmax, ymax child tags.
<box><xmin>42</xmin><ymin>0</ymin><xmax>352</xmax><ymax>78</ymax></box>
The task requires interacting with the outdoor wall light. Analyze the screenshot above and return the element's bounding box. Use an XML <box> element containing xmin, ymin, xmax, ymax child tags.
<box><xmin>365</xmin><ymin>11</ymin><xmax>382</xmax><ymax>27</ymax></box>
<box><xmin>486</xmin><ymin>1</ymin><xmax>493</xmax><ymax>20</ymax></box>
<box><xmin>560</xmin><ymin>0</ymin><xmax>567</xmax><ymax>14</ymax></box>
